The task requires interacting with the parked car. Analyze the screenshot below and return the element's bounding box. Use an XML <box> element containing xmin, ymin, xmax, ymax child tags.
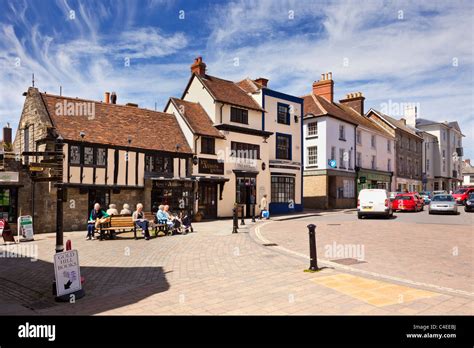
<box><xmin>357</xmin><ymin>189</ymin><xmax>393</xmax><ymax>219</ymax></box>
<box><xmin>392</xmin><ymin>193</ymin><xmax>424</xmax><ymax>212</ymax></box>
<box><xmin>429</xmin><ymin>194</ymin><xmax>458</xmax><ymax>215</ymax></box>
<box><xmin>389</xmin><ymin>192</ymin><xmax>401</xmax><ymax>201</ymax></box>
<box><xmin>419</xmin><ymin>191</ymin><xmax>432</xmax><ymax>204</ymax></box>
<box><xmin>452</xmin><ymin>187</ymin><xmax>474</xmax><ymax>205</ymax></box>
<box><xmin>431</xmin><ymin>190</ymin><xmax>447</xmax><ymax>197</ymax></box>
<box><xmin>464</xmin><ymin>193</ymin><xmax>474</xmax><ymax>212</ymax></box>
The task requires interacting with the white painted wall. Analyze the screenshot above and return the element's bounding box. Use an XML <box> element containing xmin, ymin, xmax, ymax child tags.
<box><xmin>303</xmin><ymin>117</ymin><xmax>327</xmax><ymax>170</ymax></box>
<box><xmin>356</xmin><ymin>126</ymin><xmax>395</xmax><ymax>173</ymax></box>
<box><xmin>165</xmin><ymin>102</ymin><xmax>194</xmax><ymax>151</ymax></box>
<box><xmin>183</xmin><ymin>76</ymin><xmax>217</xmax><ymax>123</ymax></box>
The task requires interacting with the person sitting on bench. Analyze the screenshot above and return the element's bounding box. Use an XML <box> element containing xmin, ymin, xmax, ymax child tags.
<box><xmin>87</xmin><ymin>203</ymin><xmax>110</xmax><ymax>240</ymax></box>
<box><xmin>133</xmin><ymin>203</ymin><xmax>150</xmax><ymax>240</ymax></box>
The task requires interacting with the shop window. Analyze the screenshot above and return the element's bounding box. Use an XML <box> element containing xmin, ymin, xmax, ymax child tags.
<box><xmin>271</xmin><ymin>176</ymin><xmax>295</xmax><ymax>203</ymax></box>
<box><xmin>0</xmin><ymin>188</ymin><xmax>18</xmax><ymax>223</ymax></box>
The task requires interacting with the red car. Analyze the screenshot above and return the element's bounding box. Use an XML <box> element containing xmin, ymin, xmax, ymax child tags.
<box><xmin>452</xmin><ymin>187</ymin><xmax>474</xmax><ymax>205</ymax></box>
<box><xmin>392</xmin><ymin>193</ymin><xmax>424</xmax><ymax>212</ymax></box>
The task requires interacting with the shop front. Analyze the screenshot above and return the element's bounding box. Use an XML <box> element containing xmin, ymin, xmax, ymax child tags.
<box><xmin>151</xmin><ymin>178</ymin><xmax>194</xmax><ymax>214</ymax></box>
<box><xmin>234</xmin><ymin>170</ymin><xmax>257</xmax><ymax>218</ymax></box>
<box><xmin>0</xmin><ymin>171</ymin><xmax>20</xmax><ymax>223</ymax></box>
<box><xmin>356</xmin><ymin>169</ymin><xmax>393</xmax><ymax>194</ymax></box>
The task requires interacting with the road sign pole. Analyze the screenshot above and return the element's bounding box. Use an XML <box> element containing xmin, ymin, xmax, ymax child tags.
<box><xmin>55</xmin><ymin>137</ymin><xmax>65</xmax><ymax>253</ymax></box>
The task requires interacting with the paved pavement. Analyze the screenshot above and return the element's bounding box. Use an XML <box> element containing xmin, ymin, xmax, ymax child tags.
<box><xmin>0</xmin><ymin>210</ymin><xmax>472</xmax><ymax>315</ymax></box>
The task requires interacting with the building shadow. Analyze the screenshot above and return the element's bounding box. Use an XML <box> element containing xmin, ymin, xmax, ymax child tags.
<box><xmin>0</xmin><ymin>252</ymin><xmax>170</xmax><ymax>315</ymax></box>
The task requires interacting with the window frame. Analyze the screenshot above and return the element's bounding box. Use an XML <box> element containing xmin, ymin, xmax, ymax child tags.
<box><xmin>271</xmin><ymin>176</ymin><xmax>295</xmax><ymax>203</ymax></box>
<box><xmin>307</xmin><ymin>146</ymin><xmax>318</xmax><ymax>166</ymax></box>
<box><xmin>339</xmin><ymin>125</ymin><xmax>346</xmax><ymax>141</ymax></box>
<box><xmin>307</xmin><ymin>122</ymin><xmax>318</xmax><ymax>137</ymax></box>
<box><xmin>201</xmin><ymin>137</ymin><xmax>216</xmax><ymax>155</ymax></box>
<box><xmin>275</xmin><ymin>133</ymin><xmax>292</xmax><ymax>160</ymax></box>
<box><xmin>230</xmin><ymin>107</ymin><xmax>249</xmax><ymax>124</ymax></box>
<box><xmin>277</xmin><ymin>103</ymin><xmax>290</xmax><ymax>125</ymax></box>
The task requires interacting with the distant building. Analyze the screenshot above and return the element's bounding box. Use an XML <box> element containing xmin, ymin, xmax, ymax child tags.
<box><xmin>405</xmin><ymin>109</ymin><xmax>464</xmax><ymax>192</ymax></box>
<box><xmin>462</xmin><ymin>159</ymin><xmax>474</xmax><ymax>186</ymax></box>
<box><xmin>366</xmin><ymin>109</ymin><xmax>423</xmax><ymax>193</ymax></box>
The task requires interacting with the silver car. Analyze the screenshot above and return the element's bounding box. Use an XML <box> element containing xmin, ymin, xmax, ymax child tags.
<box><xmin>429</xmin><ymin>194</ymin><xmax>458</xmax><ymax>215</ymax></box>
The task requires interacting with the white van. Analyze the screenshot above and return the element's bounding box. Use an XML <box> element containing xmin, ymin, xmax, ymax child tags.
<box><xmin>357</xmin><ymin>189</ymin><xmax>393</xmax><ymax>219</ymax></box>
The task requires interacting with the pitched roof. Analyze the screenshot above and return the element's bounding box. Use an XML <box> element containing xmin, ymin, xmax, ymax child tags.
<box><xmin>301</xmin><ymin>94</ymin><xmax>358</xmax><ymax>126</ymax></box>
<box><xmin>40</xmin><ymin>93</ymin><xmax>192</xmax><ymax>154</ymax></box>
<box><xmin>169</xmin><ymin>98</ymin><xmax>224</xmax><ymax>138</ymax></box>
<box><xmin>338</xmin><ymin>103</ymin><xmax>393</xmax><ymax>137</ymax></box>
<box><xmin>195</xmin><ymin>74</ymin><xmax>264</xmax><ymax>111</ymax></box>
<box><xmin>367</xmin><ymin>109</ymin><xmax>422</xmax><ymax>139</ymax></box>
<box><xmin>236</xmin><ymin>78</ymin><xmax>263</xmax><ymax>94</ymax></box>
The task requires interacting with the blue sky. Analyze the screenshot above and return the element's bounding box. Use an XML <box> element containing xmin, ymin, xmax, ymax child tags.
<box><xmin>0</xmin><ymin>0</ymin><xmax>473</xmax><ymax>157</ymax></box>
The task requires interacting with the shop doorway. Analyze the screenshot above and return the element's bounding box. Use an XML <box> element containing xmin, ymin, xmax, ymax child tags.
<box><xmin>88</xmin><ymin>189</ymin><xmax>110</xmax><ymax>213</ymax></box>
<box><xmin>235</xmin><ymin>174</ymin><xmax>256</xmax><ymax>217</ymax></box>
<box><xmin>198</xmin><ymin>182</ymin><xmax>217</xmax><ymax>219</ymax></box>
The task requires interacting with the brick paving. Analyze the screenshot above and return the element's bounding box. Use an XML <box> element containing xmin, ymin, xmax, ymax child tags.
<box><xmin>0</xmin><ymin>214</ymin><xmax>472</xmax><ymax>315</ymax></box>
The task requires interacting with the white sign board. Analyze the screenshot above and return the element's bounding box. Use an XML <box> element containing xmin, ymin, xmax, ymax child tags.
<box><xmin>0</xmin><ymin>171</ymin><xmax>19</xmax><ymax>182</ymax></box>
<box><xmin>54</xmin><ymin>250</ymin><xmax>82</xmax><ymax>296</ymax></box>
<box><xmin>17</xmin><ymin>215</ymin><xmax>34</xmax><ymax>241</ymax></box>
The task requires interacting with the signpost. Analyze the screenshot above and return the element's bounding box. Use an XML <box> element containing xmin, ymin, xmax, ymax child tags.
<box><xmin>53</xmin><ymin>249</ymin><xmax>83</xmax><ymax>300</ymax></box>
<box><xmin>17</xmin><ymin>215</ymin><xmax>34</xmax><ymax>242</ymax></box>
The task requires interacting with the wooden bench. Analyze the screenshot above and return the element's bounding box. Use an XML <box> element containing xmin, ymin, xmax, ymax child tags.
<box><xmin>96</xmin><ymin>213</ymin><xmax>170</xmax><ymax>240</ymax></box>
<box><xmin>96</xmin><ymin>216</ymin><xmax>135</xmax><ymax>240</ymax></box>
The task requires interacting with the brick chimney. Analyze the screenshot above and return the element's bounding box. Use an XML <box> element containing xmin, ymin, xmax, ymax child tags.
<box><xmin>339</xmin><ymin>92</ymin><xmax>365</xmax><ymax>115</ymax></box>
<box><xmin>312</xmin><ymin>72</ymin><xmax>334</xmax><ymax>103</ymax></box>
<box><xmin>104</xmin><ymin>92</ymin><xmax>110</xmax><ymax>104</ymax></box>
<box><xmin>254</xmin><ymin>77</ymin><xmax>269</xmax><ymax>87</ymax></box>
<box><xmin>3</xmin><ymin>123</ymin><xmax>12</xmax><ymax>144</ymax></box>
<box><xmin>191</xmin><ymin>56</ymin><xmax>207</xmax><ymax>76</ymax></box>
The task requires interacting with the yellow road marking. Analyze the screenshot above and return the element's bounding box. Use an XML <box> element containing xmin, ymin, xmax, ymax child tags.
<box><xmin>311</xmin><ymin>274</ymin><xmax>439</xmax><ymax>307</ymax></box>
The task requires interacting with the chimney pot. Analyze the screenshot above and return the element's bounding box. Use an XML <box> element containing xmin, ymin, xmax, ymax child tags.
<box><xmin>312</xmin><ymin>72</ymin><xmax>334</xmax><ymax>103</ymax></box>
<box><xmin>111</xmin><ymin>92</ymin><xmax>117</xmax><ymax>104</ymax></box>
<box><xmin>104</xmin><ymin>92</ymin><xmax>110</xmax><ymax>104</ymax></box>
<box><xmin>254</xmin><ymin>78</ymin><xmax>269</xmax><ymax>87</ymax></box>
<box><xmin>191</xmin><ymin>56</ymin><xmax>207</xmax><ymax>76</ymax></box>
<box><xmin>328</xmin><ymin>72</ymin><xmax>332</xmax><ymax>80</ymax></box>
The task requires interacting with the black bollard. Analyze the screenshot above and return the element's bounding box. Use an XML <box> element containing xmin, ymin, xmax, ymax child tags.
<box><xmin>251</xmin><ymin>204</ymin><xmax>256</xmax><ymax>223</ymax></box>
<box><xmin>232</xmin><ymin>206</ymin><xmax>238</xmax><ymax>233</ymax></box>
<box><xmin>240</xmin><ymin>205</ymin><xmax>245</xmax><ymax>225</ymax></box>
<box><xmin>307</xmin><ymin>224</ymin><xmax>319</xmax><ymax>271</ymax></box>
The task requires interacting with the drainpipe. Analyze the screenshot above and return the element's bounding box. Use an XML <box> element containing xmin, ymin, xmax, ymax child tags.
<box><xmin>219</xmin><ymin>103</ymin><xmax>224</xmax><ymax>124</ymax></box>
<box><xmin>193</xmin><ymin>135</ymin><xmax>200</xmax><ymax>216</ymax></box>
